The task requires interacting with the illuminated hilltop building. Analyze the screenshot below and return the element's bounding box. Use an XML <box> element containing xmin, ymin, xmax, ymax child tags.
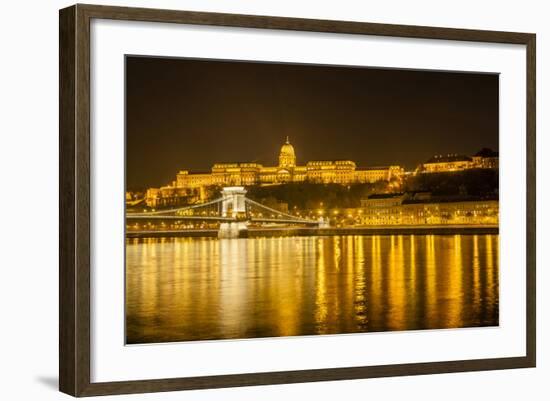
<box><xmin>145</xmin><ymin>138</ymin><xmax>404</xmax><ymax>207</ymax></box>
<box><xmin>175</xmin><ymin>137</ymin><xmax>403</xmax><ymax>187</ymax></box>
<box><xmin>420</xmin><ymin>148</ymin><xmax>499</xmax><ymax>173</ymax></box>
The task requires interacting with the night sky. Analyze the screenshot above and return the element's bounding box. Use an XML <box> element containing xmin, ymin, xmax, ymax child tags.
<box><xmin>126</xmin><ymin>56</ymin><xmax>498</xmax><ymax>190</ymax></box>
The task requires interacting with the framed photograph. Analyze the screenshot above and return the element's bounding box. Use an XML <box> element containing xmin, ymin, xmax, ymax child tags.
<box><xmin>59</xmin><ymin>4</ymin><xmax>536</xmax><ymax>397</ymax></box>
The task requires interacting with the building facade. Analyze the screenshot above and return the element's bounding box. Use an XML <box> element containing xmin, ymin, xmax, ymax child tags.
<box><xmin>419</xmin><ymin>148</ymin><xmax>499</xmax><ymax>173</ymax></box>
<box><xmin>175</xmin><ymin>138</ymin><xmax>403</xmax><ymax>187</ymax></box>
<box><xmin>146</xmin><ymin>138</ymin><xmax>404</xmax><ymax>207</ymax></box>
<box><xmin>360</xmin><ymin>193</ymin><xmax>498</xmax><ymax>226</ymax></box>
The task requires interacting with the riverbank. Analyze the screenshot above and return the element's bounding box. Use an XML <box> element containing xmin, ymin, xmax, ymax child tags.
<box><xmin>126</xmin><ymin>225</ymin><xmax>498</xmax><ymax>239</ymax></box>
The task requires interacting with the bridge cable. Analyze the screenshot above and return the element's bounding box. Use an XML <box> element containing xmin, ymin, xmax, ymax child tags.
<box><xmin>244</xmin><ymin>198</ymin><xmax>316</xmax><ymax>223</ymax></box>
<box><xmin>127</xmin><ymin>197</ymin><xmax>224</xmax><ymax>216</ymax></box>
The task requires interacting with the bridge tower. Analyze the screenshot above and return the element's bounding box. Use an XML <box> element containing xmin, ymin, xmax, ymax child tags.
<box><xmin>218</xmin><ymin>186</ymin><xmax>248</xmax><ymax>238</ymax></box>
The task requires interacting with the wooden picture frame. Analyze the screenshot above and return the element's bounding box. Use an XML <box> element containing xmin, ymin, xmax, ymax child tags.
<box><xmin>59</xmin><ymin>3</ymin><xmax>536</xmax><ymax>397</ymax></box>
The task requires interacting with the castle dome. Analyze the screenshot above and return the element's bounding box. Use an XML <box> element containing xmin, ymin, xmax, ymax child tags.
<box><xmin>278</xmin><ymin>137</ymin><xmax>296</xmax><ymax>168</ymax></box>
<box><xmin>280</xmin><ymin>137</ymin><xmax>295</xmax><ymax>157</ymax></box>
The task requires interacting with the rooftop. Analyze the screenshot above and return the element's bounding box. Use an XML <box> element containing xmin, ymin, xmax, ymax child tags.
<box><xmin>425</xmin><ymin>154</ymin><xmax>472</xmax><ymax>163</ymax></box>
<box><xmin>357</xmin><ymin>166</ymin><xmax>391</xmax><ymax>171</ymax></box>
<box><xmin>367</xmin><ymin>193</ymin><xmax>405</xmax><ymax>199</ymax></box>
<box><xmin>402</xmin><ymin>194</ymin><xmax>498</xmax><ymax>204</ymax></box>
<box><xmin>474</xmin><ymin>148</ymin><xmax>499</xmax><ymax>158</ymax></box>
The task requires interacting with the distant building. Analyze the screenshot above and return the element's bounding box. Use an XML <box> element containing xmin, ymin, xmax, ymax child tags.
<box><xmin>144</xmin><ymin>187</ymin><xmax>195</xmax><ymax>208</ymax></box>
<box><xmin>145</xmin><ymin>138</ymin><xmax>404</xmax><ymax>207</ymax></box>
<box><xmin>419</xmin><ymin>148</ymin><xmax>498</xmax><ymax>173</ymax></box>
<box><xmin>360</xmin><ymin>192</ymin><xmax>498</xmax><ymax>226</ymax></box>
<box><xmin>421</xmin><ymin>154</ymin><xmax>473</xmax><ymax>173</ymax></box>
<box><xmin>472</xmin><ymin>148</ymin><xmax>499</xmax><ymax>169</ymax></box>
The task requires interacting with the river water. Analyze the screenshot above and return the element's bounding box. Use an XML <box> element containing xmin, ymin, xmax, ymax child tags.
<box><xmin>126</xmin><ymin>234</ymin><xmax>499</xmax><ymax>344</ymax></box>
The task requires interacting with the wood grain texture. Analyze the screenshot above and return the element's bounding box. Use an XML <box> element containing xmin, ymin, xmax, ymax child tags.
<box><xmin>78</xmin><ymin>356</ymin><xmax>534</xmax><ymax>396</ymax></box>
<box><xmin>75</xmin><ymin>4</ymin><xmax>91</xmax><ymax>396</ymax></box>
<box><xmin>59</xmin><ymin>5</ymin><xmax>78</xmax><ymax>396</ymax></box>
<box><xmin>59</xmin><ymin>4</ymin><xmax>92</xmax><ymax>396</ymax></box>
<box><xmin>78</xmin><ymin>3</ymin><xmax>533</xmax><ymax>44</ymax></box>
<box><xmin>58</xmin><ymin>3</ymin><xmax>537</xmax><ymax>397</ymax></box>
<box><xmin>525</xmin><ymin>35</ymin><xmax>536</xmax><ymax>367</ymax></box>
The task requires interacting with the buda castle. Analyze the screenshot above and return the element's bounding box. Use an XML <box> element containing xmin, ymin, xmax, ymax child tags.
<box><xmin>144</xmin><ymin>138</ymin><xmax>404</xmax><ymax>207</ymax></box>
<box><xmin>176</xmin><ymin>138</ymin><xmax>403</xmax><ymax>188</ymax></box>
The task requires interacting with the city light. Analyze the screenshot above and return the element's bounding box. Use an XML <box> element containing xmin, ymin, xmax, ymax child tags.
<box><xmin>125</xmin><ymin>142</ymin><xmax>498</xmax><ymax>233</ymax></box>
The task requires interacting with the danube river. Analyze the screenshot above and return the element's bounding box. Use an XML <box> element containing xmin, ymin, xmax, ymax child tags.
<box><xmin>126</xmin><ymin>234</ymin><xmax>499</xmax><ymax>344</ymax></box>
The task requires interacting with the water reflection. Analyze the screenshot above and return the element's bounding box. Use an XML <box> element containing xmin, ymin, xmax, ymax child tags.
<box><xmin>126</xmin><ymin>235</ymin><xmax>499</xmax><ymax>344</ymax></box>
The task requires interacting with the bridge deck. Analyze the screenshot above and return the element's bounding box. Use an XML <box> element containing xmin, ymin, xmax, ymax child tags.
<box><xmin>126</xmin><ymin>225</ymin><xmax>498</xmax><ymax>238</ymax></box>
<box><xmin>126</xmin><ymin>215</ymin><xmax>237</xmax><ymax>222</ymax></box>
<box><xmin>126</xmin><ymin>214</ymin><xmax>318</xmax><ymax>225</ymax></box>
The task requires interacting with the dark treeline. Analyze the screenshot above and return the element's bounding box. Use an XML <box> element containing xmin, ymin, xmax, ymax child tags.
<box><xmin>246</xmin><ymin>169</ymin><xmax>498</xmax><ymax>210</ymax></box>
<box><xmin>403</xmin><ymin>169</ymin><xmax>498</xmax><ymax>198</ymax></box>
<box><xmin>246</xmin><ymin>182</ymin><xmax>388</xmax><ymax>210</ymax></box>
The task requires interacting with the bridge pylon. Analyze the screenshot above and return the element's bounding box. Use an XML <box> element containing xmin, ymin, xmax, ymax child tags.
<box><xmin>218</xmin><ymin>186</ymin><xmax>248</xmax><ymax>238</ymax></box>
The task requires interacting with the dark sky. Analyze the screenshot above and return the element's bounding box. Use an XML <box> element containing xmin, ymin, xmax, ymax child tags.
<box><xmin>126</xmin><ymin>56</ymin><xmax>498</xmax><ymax>189</ymax></box>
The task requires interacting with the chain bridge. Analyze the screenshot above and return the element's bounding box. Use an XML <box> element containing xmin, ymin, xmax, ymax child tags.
<box><xmin>126</xmin><ymin>187</ymin><xmax>327</xmax><ymax>238</ymax></box>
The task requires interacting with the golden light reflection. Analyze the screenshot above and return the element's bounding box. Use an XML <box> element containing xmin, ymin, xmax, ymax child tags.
<box><xmin>314</xmin><ymin>238</ymin><xmax>328</xmax><ymax>331</ymax></box>
<box><xmin>125</xmin><ymin>234</ymin><xmax>499</xmax><ymax>344</ymax></box>
<box><xmin>425</xmin><ymin>234</ymin><xmax>437</xmax><ymax>322</ymax></box>
<box><xmin>387</xmin><ymin>235</ymin><xmax>407</xmax><ymax>330</ymax></box>
<box><xmin>409</xmin><ymin>235</ymin><xmax>417</xmax><ymax>303</ymax></box>
<box><xmin>445</xmin><ymin>235</ymin><xmax>464</xmax><ymax>327</ymax></box>
<box><xmin>353</xmin><ymin>236</ymin><xmax>367</xmax><ymax>326</ymax></box>
<box><xmin>485</xmin><ymin>234</ymin><xmax>494</xmax><ymax>287</ymax></box>
<box><xmin>485</xmin><ymin>235</ymin><xmax>498</xmax><ymax>315</ymax></box>
<box><xmin>367</xmin><ymin>236</ymin><xmax>383</xmax><ymax>329</ymax></box>
<box><xmin>345</xmin><ymin>236</ymin><xmax>355</xmax><ymax>318</ymax></box>
<box><xmin>472</xmin><ymin>235</ymin><xmax>481</xmax><ymax>315</ymax></box>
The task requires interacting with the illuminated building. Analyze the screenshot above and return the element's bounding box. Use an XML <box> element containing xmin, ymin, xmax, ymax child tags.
<box><xmin>146</xmin><ymin>138</ymin><xmax>404</xmax><ymax>207</ymax></box>
<box><xmin>360</xmin><ymin>193</ymin><xmax>498</xmax><ymax>226</ymax></box>
<box><xmin>471</xmin><ymin>148</ymin><xmax>499</xmax><ymax>169</ymax></box>
<box><xmin>419</xmin><ymin>148</ymin><xmax>498</xmax><ymax>173</ymax></box>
